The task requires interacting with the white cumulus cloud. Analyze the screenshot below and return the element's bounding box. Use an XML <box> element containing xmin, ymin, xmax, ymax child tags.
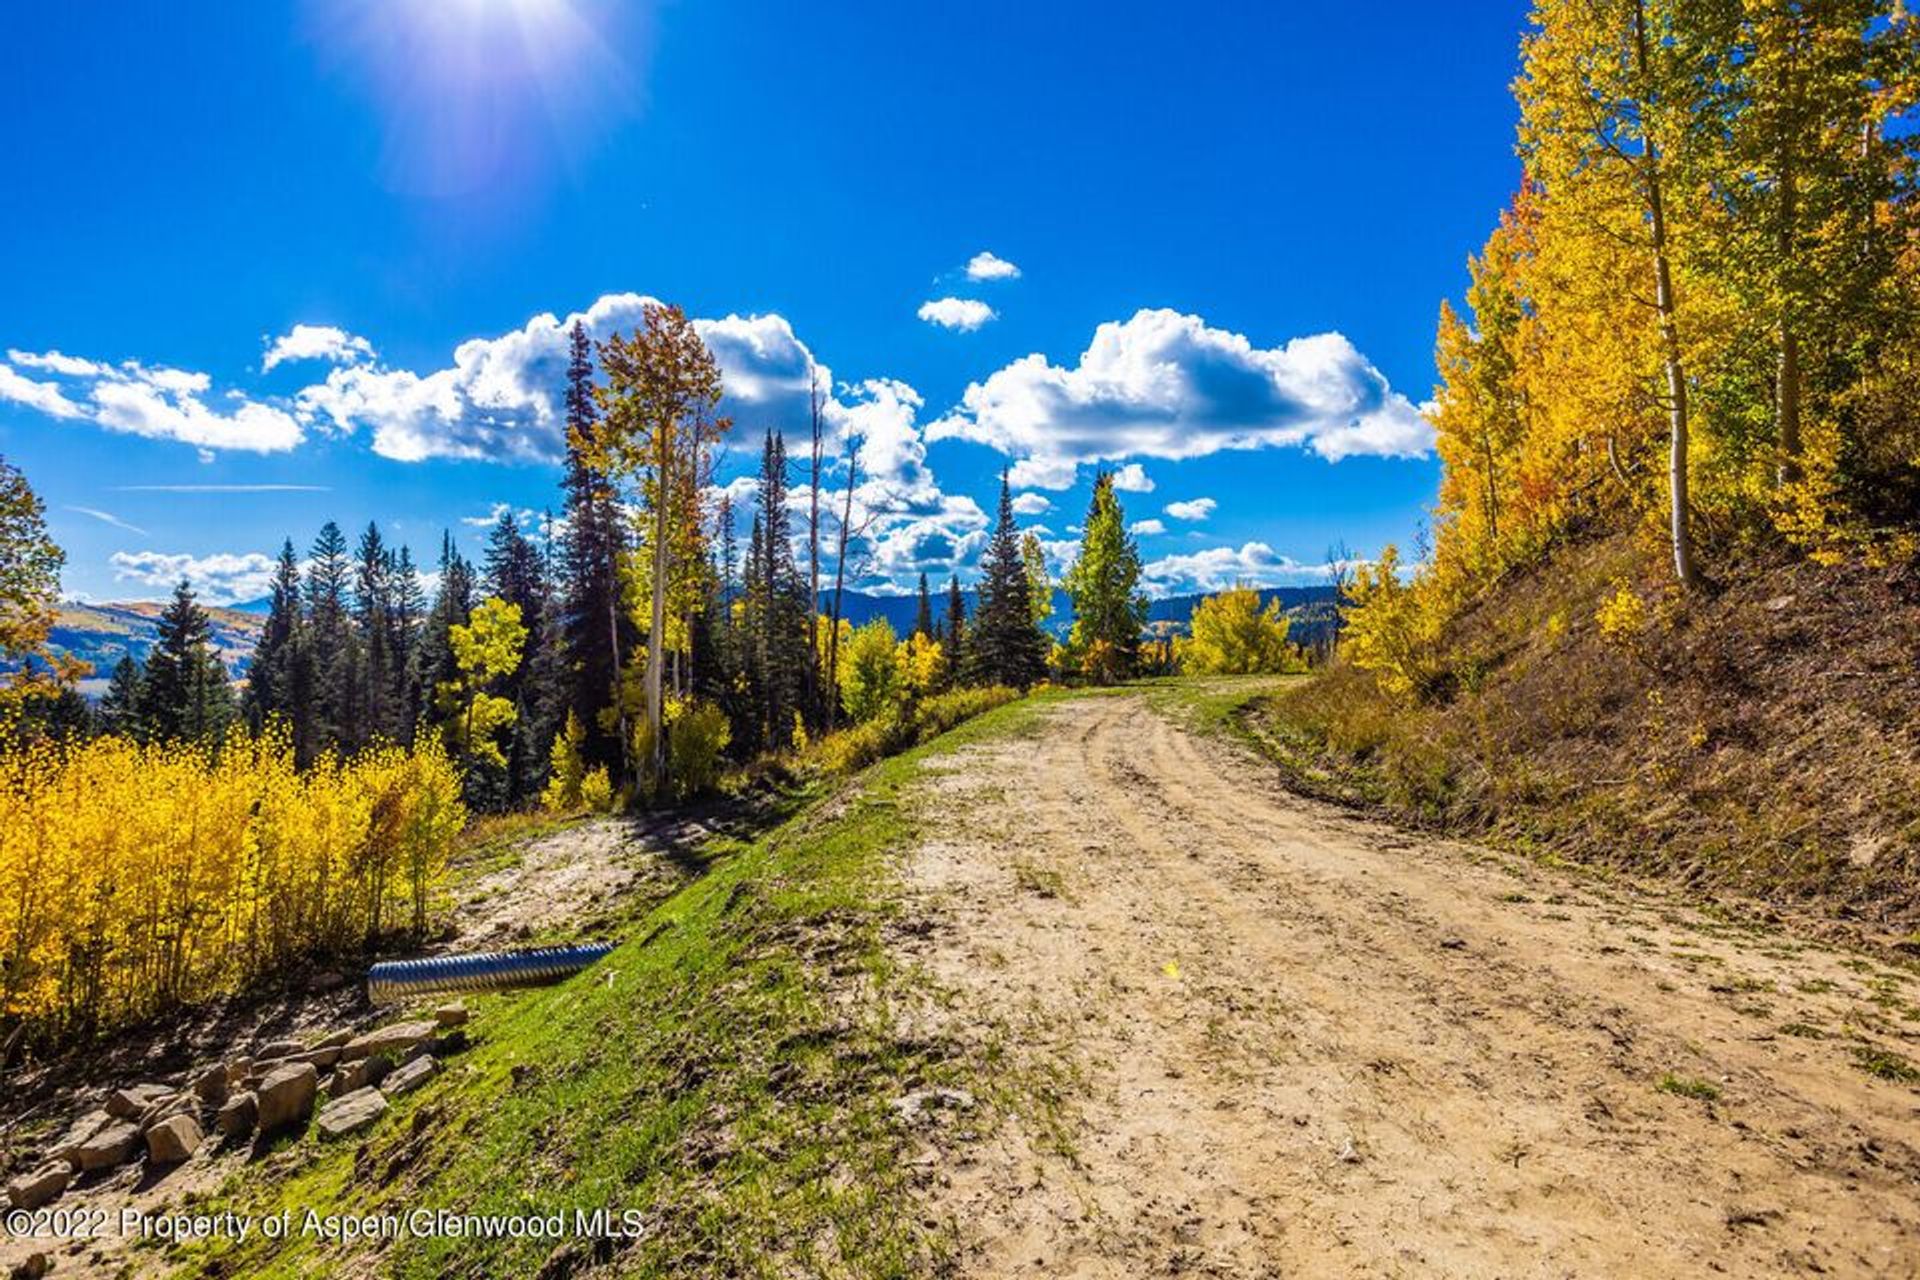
<box><xmin>1164</xmin><ymin>497</ymin><xmax>1217</xmax><ymax>521</ymax></box>
<box><xmin>964</xmin><ymin>251</ymin><xmax>1021</xmax><ymax>281</ymax></box>
<box><xmin>0</xmin><ymin>351</ymin><xmax>303</xmax><ymax>453</ymax></box>
<box><xmin>927</xmin><ymin>309</ymin><xmax>1433</xmax><ymax>482</ymax></box>
<box><xmin>262</xmin><ymin>324</ymin><xmax>375</xmax><ymax>372</ymax></box>
<box><xmin>109</xmin><ymin>550</ymin><xmax>278</xmax><ymax>604</ymax></box>
<box><xmin>917</xmin><ymin>298</ymin><xmax>997</xmax><ymax>332</ymax></box>
<box><xmin>1110</xmin><ymin>463</ymin><xmax>1153</xmax><ymax>492</ymax></box>
<box><xmin>1129</xmin><ymin>519</ymin><xmax>1167</xmax><ymax>537</ymax></box>
<box><xmin>1010</xmin><ymin>492</ymin><xmax>1052</xmax><ymax>516</ymax></box>
<box><xmin>1140</xmin><ymin>542</ymin><xmax>1339</xmax><ymax>596</ymax></box>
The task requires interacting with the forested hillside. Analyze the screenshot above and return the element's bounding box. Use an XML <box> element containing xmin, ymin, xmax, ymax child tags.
<box><xmin>1264</xmin><ymin>0</ymin><xmax>1920</xmax><ymax>928</ymax></box>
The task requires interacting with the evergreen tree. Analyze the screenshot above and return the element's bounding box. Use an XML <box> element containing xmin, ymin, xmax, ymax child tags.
<box><xmin>305</xmin><ymin>521</ymin><xmax>357</xmax><ymax>752</ymax></box>
<box><xmin>944</xmin><ymin>574</ymin><xmax>967</xmax><ymax>680</ymax></box>
<box><xmin>1063</xmin><ymin>469</ymin><xmax>1148</xmax><ymax>683</ymax></box>
<box><xmin>558</xmin><ymin>320</ymin><xmax>627</xmax><ymax>771</ymax></box>
<box><xmin>354</xmin><ymin>522</ymin><xmax>401</xmax><ymax>747</ymax></box>
<box><xmin>914</xmin><ymin>572</ymin><xmax>934</xmax><ymax>640</ymax></box>
<box><xmin>484</xmin><ymin>511</ymin><xmax>552</xmax><ymax>805</ymax></box>
<box><xmin>98</xmin><ymin>655</ymin><xmax>144</xmax><ymax>739</ymax></box>
<box><xmin>138</xmin><ymin>580</ymin><xmax>235</xmax><ymax>743</ymax></box>
<box><xmin>243</xmin><ymin>539</ymin><xmax>304</xmax><ymax>737</ymax></box>
<box><xmin>748</xmin><ymin>431</ymin><xmax>811</xmax><ymax>749</ymax></box>
<box><xmin>968</xmin><ymin>474</ymin><xmax>1048</xmax><ymax>690</ymax></box>
<box><xmin>414</xmin><ymin>531</ymin><xmax>475</xmax><ymax>751</ymax></box>
<box><xmin>392</xmin><ymin>544</ymin><xmax>426</xmax><ymax>743</ymax></box>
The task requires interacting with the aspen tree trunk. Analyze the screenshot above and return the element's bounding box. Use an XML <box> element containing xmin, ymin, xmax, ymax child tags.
<box><xmin>1634</xmin><ymin>0</ymin><xmax>1697</xmax><ymax>588</ymax></box>
<box><xmin>646</xmin><ymin>433</ymin><xmax>669</xmax><ymax>794</ymax></box>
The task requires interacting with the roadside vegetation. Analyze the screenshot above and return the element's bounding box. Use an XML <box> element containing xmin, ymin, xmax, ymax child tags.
<box><xmin>165</xmin><ymin>694</ymin><xmax>1049</xmax><ymax>1280</ymax></box>
<box><xmin>1256</xmin><ymin>1</ymin><xmax>1920</xmax><ymax>930</ymax></box>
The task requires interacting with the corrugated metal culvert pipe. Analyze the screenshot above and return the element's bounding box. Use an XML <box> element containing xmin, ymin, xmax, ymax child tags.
<box><xmin>366</xmin><ymin>943</ymin><xmax>615</xmax><ymax>1004</ymax></box>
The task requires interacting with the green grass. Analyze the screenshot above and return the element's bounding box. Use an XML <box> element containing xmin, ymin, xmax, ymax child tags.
<box><xmin>1849</xmin><ymin>1043</ymin><xmax>1920</xmax><ymax>1084</ymax></box>
<box><xmin>1655</xmin><ymin>1073</ymin><xmax>1722</xmax><ymax>1102</ymax></box>
<box><xmin>163</xmin><ymin>693</ymin><xmax>1054</xmax><ymax>1280</ymax></box>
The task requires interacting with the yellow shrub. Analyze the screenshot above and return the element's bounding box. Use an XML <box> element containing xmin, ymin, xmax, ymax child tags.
<box><xmin>1594</xmin><ymin>580</ymin><xmax>1647</xmax><ymax>647</ymax></box>
<box><xmin>0</xmin><ymin>729</ymin><xmax>464</xmax><ymax>1043</ymax></box>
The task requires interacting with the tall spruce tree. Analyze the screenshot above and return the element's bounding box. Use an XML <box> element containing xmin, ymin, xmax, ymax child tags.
<box><xmin>944</xmin><ymin>574</ymin><xmax>967</xmax><ymax>680</ymax></box>
<box><xmin>392</xmin><ymin>544</ymin><xmax>426</xmax><ymax>743</ymax></box>
<box><xmin>414</xmin><ymin>530</ymin><xmax>475</xmax><ymax>748</ymax></box>
<box><xmin>354</xmin><ymin>522</ymin><xmax>401</xmax><ymax>747</ymax></box>
<box><xmin>98</xmin><ymin>654</ymin><xmax>144</xmax><ymax>739</ymax></box>
<box><xmin>484</xmin><ymin>511</ymin><xmax>551</xmax><ymax>804</ymax></box>
<box><xmin>305</xmin><ymin>521</ymin><xmax>357</xmax><ymax>753</ymax></box>
<box><xmin>748</xmin><ymin>431</ymin><xmax>811</xmax><ymax>749</ymax></box>
<box><xmin>139</xmin><ymin>580</ymin><xmax>235</xmax><ymax>743</ymax></box>
<box><xmin>914</xmin><ymin>572</ymin><xmax>934</xmax><ymax>640</ymax></box>
<box><xmin>559</xmin><ymin>320</ymin><xmax>627</xmax><ymax>771</ymax></box>
<box><xmin>1063</xmin><ymin>469</ymin><xmax>1147</xmax><ymax>683</ymax></box>
<box><xmin>243</xmin><ymin>539</ymin><xmax>304</xmax><ymax>737</ymax></box>
<box><xmin>967</xmin><ymin>474</ymin><xmax>1048</xmax><ymax>690</ymax></box>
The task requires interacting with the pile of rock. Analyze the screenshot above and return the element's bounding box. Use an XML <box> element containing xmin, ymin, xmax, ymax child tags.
<box><xmin>4</xmin><ymin>1004</ymin><xmax>470</xmax><ymax>1213</ymax></box>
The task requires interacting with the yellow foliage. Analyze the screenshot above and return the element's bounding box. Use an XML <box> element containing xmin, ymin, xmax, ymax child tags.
<box><xmin>1173</xmin><ymin>585</ymin><xmax>1304</xmax><ymax>676</ymax></box>
<box><xmin>541</xmin><ymin>711</ymin><xmax>589</xmax><ymax>812</ymax></box>
<box><xmin>1340</xmin><ymin>546</ymin><xmax>1442</xmax><ymax>702</ymax></box>
<box><xmin>0</xmin><ymin>729</ymin><xmax>463</xmax><ymax>1041</ymax></box>
<box><xmin>1594</xmin><ymin>580</ymin><xmax>1648</xmax><ymax>647</ymax></box>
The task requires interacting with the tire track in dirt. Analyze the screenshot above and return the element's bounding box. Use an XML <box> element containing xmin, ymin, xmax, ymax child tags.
<box><xmin>896</xmin><ymin>693</ymin><xmax>1920</xmax><ymax>1278</ymax></box>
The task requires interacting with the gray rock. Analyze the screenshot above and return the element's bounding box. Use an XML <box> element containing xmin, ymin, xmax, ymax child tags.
<box><xmin>257</xmin><ymin>1038</ymin><xmax>304</xmax><ymax>1059</ymax></box>
<box><xmin>434</xmin><ymin>1003</ymin><xmax>469</xmax><ymax>1028</ymax></box>
<box><xmin>73</xmin><ymin>1120</ymin><xmax>140</xmax><ymax>1171</ymax></box>
<box><xmin>255</xmin><ymin>1062</ymin><xmax>319</xmax><ymax>1134</ymax></box>
<box><xmin>225</xmin><ymin>1057</ymin><xmax>252</xmax><ymax>1084</ymax></box>
<box><xmin>105</xmin><ymin>1083</ymin><xmax>172</xmax><ymax>1120</ymax></box>
<box><xmin>48</xmin><ymin>1109</ymin><xmax>113</xmax><ymax>1166</ymax></box>
<box><xmin>341</xmin><ymin>1020</ymin><xmax>437</xmax><ymax>1062</ymax></box>
<box><xmin>6</xmin><ymin>1163</ymin><xmax>71</xmax><ymax>1211</ymax></box>
<box><xmin>381</xmin><ymin>1055</ymin><xmax>439</xmax><ymax>1097</ymax></box>
<box><xmin>145</xmin><ymin>1114</ymin><xmax>202</xmax><ymax>1165</ymax></box>
<box><xmin>290</xmin><ymin>1045</ymin><xmax>342</xmax><ymax>1069</ymax></box>
<box><xmin>139</xmin><ymin>1092</ymin><xmax>198</xmax><ymax>1132</ymax></box>
<box><xmin>191</xmin><ymin>1063</ymin><xmax>230</xmax><ymax>1104</ymax></box>
<box><xmin>312</xmin><ymin>1029</ymin><xmax>352</xmax><ymax>1050</ymax></box>
<box><xmin>214</xmin><ymin>1091</ymin><xmax>258</xmax><ymax>1139</ymax></box>
<box><xmin>315</xmin><ymin>1087</ymin><xmax>388</xmax><ymax>1139</ymax></box>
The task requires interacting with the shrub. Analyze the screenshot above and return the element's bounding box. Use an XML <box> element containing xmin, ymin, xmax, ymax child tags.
<box><xmin>1174</xmin><ymin>585</ymin><xmax>1306</xmax><ymax>675</ymax></box>
<box><xmin>808</xmin><ymin>685</ymin><xmax>1021</xmax><ymax>777</ymax></box>
<box><xmin>0</xmin><ymin>729</ymin><xmax>464</xmax><ymax>1044</ymax></box>
<box><xmin>668</xmin><ymin>698</ymin><xmax>732</xmax><ymax>798</ymax></box>
<box><xmin>540</xmin><ymin>710</ymin><xmax>589</xmax><ymax>812</ymax></box>
<box><xmin>580</xmin><ymin>766</ymin><xmax>615</xmax><ymax>814</ymax></box>
<box><xmin>839</xmin><ymin>618</ymin><xmax>904</xmax><ymax>723</ymax></box>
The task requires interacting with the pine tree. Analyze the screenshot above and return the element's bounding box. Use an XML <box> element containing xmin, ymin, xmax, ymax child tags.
<box><xmin>1064</xmin><ymin>469</ymin><xmax>1148</xmax><ymax>683</ymax></box>
<box><xmin>944</xmin><ymin>574</ymin><xmax>967</xmax><ymax>681</ymax></box>
<box><xmin>391</xmin><ymin>544</ymin><xmax>426</xmax><ymax>743</ymax></box>
<box><xmin>243</xmin><ymin>539</ymin><xmax>304</xmax><ymax>737</ymax></box>
<box><xmin>746</xmin><ymin>431</ymin><xmax>811</xmax><ymax>750</ymax></box>
<box><xmin>484</xmin><ymin>511</ymin><xmax>552</xmax><ymax>805</ymax></box>
<box><xmin>138</xmin><ymin>580</ymin><xmax>234</xmax><ymax>743</ymax></box>
<box><xmin>305</xmin><ymin>521</ymin><xmax>357</xmax><ymax>752</ymax></box>
<box><xmin>559</xmin><ymin>319</ymin><xmax>627</xmax><ymax>772</ymax></box>
<box><xmin>914</xmin><ymin>572</ymin><xmax>934</xmax><ymax>640</ymax></box>
<box><xmin>98</xmin><ymin>654</ymin><xmax>144</xmax><ymax>739</ymax></box>
<box><xmin>354</xmin><ymin>522</ymin><xmax>400</xmax><ymax>748</ymax></box>
<box><xmin>967</xmin><ymin>474</ymin><xmax>1048</xmax><ymax>690</ymax></box>
<box><xmin>415</xmin><ymin>530</ymin><xmax>475</xmax><ymax>747</ymax></box>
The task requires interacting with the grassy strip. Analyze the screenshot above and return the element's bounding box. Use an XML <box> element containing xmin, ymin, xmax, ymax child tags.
<box><xmin>162</xmin><ymin>694</ymin><xmax>1052</xmax><ymax>1280</ymax></box>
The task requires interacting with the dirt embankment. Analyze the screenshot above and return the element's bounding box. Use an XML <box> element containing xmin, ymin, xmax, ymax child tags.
<box><xmin>896</xmin><ymin>693</ymin><xmax>1920</xmax><ymax>1278</ymax></box>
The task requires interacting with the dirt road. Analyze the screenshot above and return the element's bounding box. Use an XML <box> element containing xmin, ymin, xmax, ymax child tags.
<box><xmin>898</xmin><ymin>692</ymin><xmax>1920</xmax><ymax>1278</ymax></box>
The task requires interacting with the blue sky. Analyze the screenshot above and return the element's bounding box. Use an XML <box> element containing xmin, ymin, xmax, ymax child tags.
<box><xmin>0</xmin><ymin>0</ymin><xmax>1528</xmax><ymax>603</ymax></box>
